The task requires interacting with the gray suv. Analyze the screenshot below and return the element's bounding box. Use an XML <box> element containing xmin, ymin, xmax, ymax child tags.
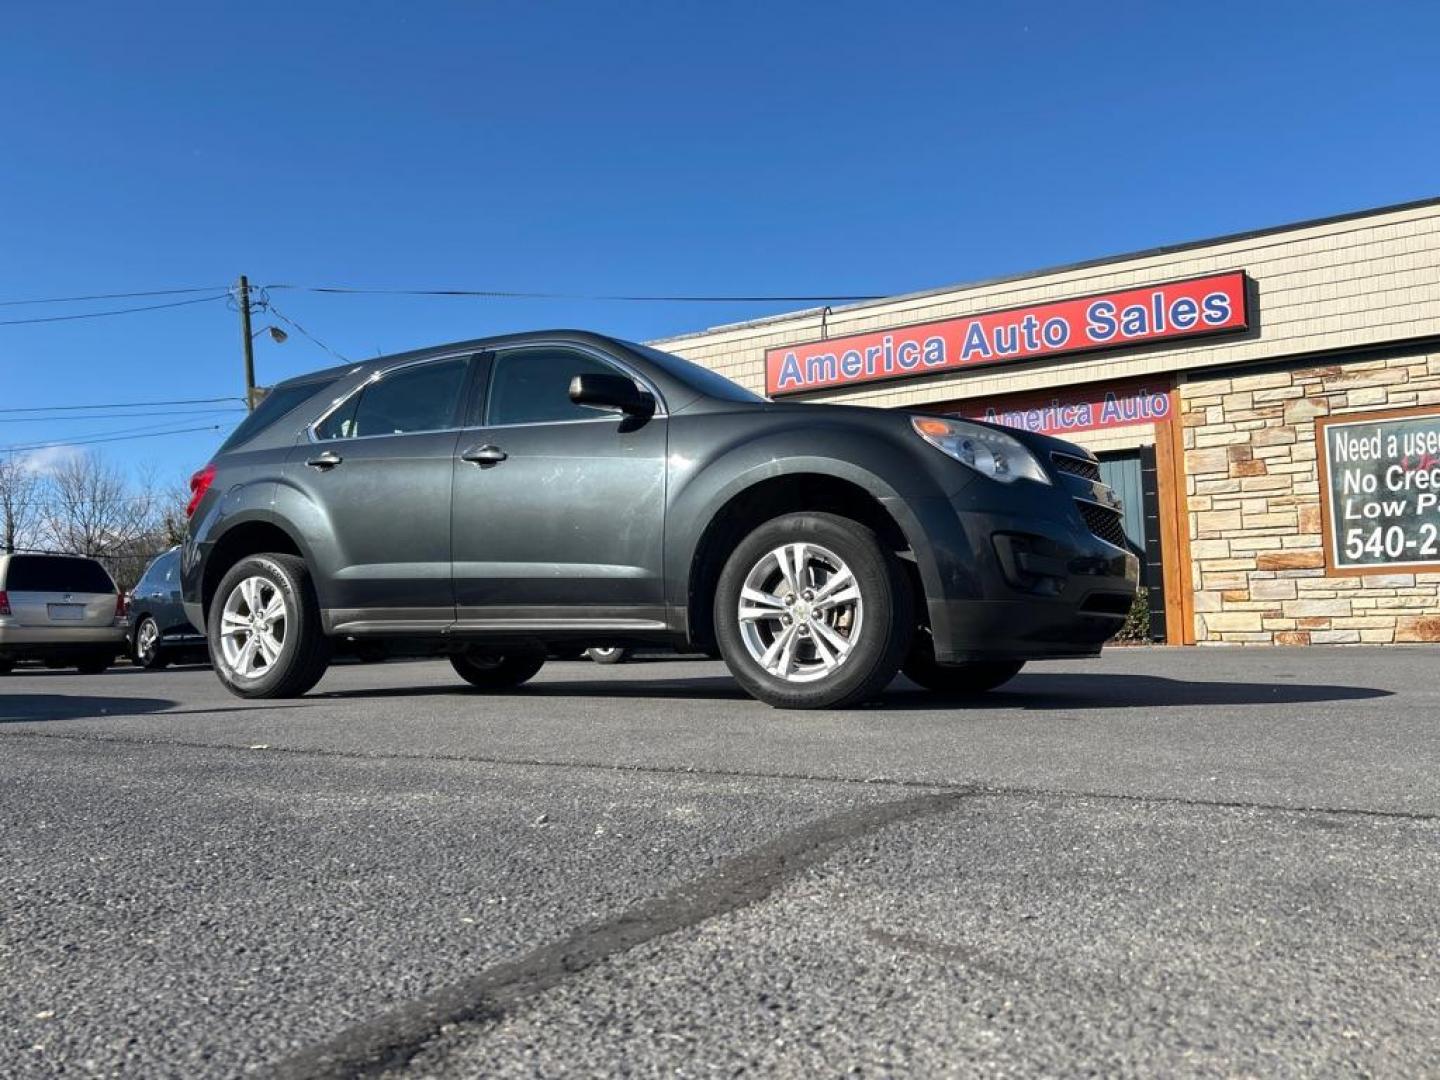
<box><xmin>183</xmin><ymin>331</ymin><xmax>1137</xmax><ymax>709</ymax></box>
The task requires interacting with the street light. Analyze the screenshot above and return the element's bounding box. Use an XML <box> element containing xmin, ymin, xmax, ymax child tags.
<box><xmin>250</xmin><ymin>325</ymin><xmax>288</xmax><ymax>344</ymax></box>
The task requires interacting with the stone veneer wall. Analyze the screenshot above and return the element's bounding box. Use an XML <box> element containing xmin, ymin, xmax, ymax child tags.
<box><xmin>1182</xmin><ymin>350</ymin><xmax>1440</xmax><ymax>644</ymax></box>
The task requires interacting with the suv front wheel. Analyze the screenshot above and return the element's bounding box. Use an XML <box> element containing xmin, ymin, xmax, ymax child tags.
<box><xmin>714</xmin><ymin>512</ymin><xmax>913</xmax><ymax>709</ymax></box>
<box><xmin>209</xmin><ymin>554</ymin><xmax>331</xmax><ymax>699</ymax></box>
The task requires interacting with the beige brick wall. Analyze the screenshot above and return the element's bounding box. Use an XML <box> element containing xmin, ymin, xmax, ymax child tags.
<box><xmin>1182</xmin><ymin>352</ymin><xmax>1440</xmax><ymax>645</ymax></box>
<box><xmin>654</xmin><ymin>202</ymin><xmax>1440</xmax><ymax>409</ymax></box>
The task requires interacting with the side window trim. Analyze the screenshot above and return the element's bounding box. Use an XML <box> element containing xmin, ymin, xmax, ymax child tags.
<box><xmin>480</xmin><ymin>343</ymin><xmax>667</xmax><ymax>429</ymax></box>
<box><xmin>308</xmin><ymin>353</ymin><xmax>476</xmax><ymax>443</ymax></box>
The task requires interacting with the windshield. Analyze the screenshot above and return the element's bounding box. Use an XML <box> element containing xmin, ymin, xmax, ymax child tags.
<box><xmin>625</xmin><ymin>342</ymin><xmax>767</xmax><ymax>404</ymax></box>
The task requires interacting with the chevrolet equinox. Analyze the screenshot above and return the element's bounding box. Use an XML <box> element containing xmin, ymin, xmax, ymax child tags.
<box><xmin>182</xmin><ymin>331</ymin><xmax>1138</xmax><ymax>709</ymax></box>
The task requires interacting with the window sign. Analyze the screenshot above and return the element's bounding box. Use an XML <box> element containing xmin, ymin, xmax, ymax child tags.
<box><xmin>1317</xmin><ymin>407</ymin><xmax>1440</xmax><ymax>572</ymax></box>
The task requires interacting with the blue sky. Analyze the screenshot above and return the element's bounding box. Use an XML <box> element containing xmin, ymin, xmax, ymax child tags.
<box><xmin>2</xmin><ymin>0</ymin><xmax>1438</xmax><ymax>480</ymax></box>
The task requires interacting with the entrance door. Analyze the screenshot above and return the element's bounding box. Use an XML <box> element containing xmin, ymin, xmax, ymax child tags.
<box><xmin>450</xmin><ymin>345</ymin><xmax>668</xmax><ymax>628</ymax></box>
<box><xmin>1097</xmin><ymin>447</ymin><xmax>1166</xmax><ymax>642</ymax></box>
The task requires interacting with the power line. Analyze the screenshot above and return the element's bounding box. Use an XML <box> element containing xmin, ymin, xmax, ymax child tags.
<box><xmin>0</xmin><ymin>396</ymin><xmax>244</xmax><ymax>414</ymax></box>
<box><xmin>262</xmin><ymin>283</ymin><xmax>884</xmax><ymax>303</ymax></box>
<box><xmin>0</xmin><ymin>407</ymin><xmax>245</xmax><ymax>423</ymax></box>
<box><xmin>262</xmin><ymin>299</ymin><xmax>350</xmax><ymax>363</ymax></box>
<box><xmin>0</xmin><ymin>285</ymin><xmax>227</xmax><ymax>308</ymax></box>
<box><xmin>0</xmin><ymin>293</ymin><xmax>229</xmax><ymax>327</ymax></box>
<box><xmin>4</xmin><ymin>415</ymin><xmax>229</xmax><ymax>448</ymax></box>
<box><xmin>3</xmin><ymin>423</ymin><xmax>226</xmax><ymax>454</ymax></box>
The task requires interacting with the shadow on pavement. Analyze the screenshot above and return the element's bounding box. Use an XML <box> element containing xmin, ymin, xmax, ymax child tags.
<box><xmin>888</xmin><ymin>672</ymin><xmax>1393</xmax><ymax>710</ymax></box>
<box><xmin>0</xmin><ymin>694</ymin><xmax>178</xmax><ymax>723</ymax></box>
<box><xmin>319</xmin><ymin>670</ymin><xmax>1392</xmax><ymax>709</ymax></box>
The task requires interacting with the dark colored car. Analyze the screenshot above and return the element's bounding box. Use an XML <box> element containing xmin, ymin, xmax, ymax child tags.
<box><xmin>129</xmin><ymin>547</ymin><xmax>208</xmax><ymax>669</ymax></box>
<box><xmin>182</xmin><ymin>331</ymin><xmax>1137</xmax><ymax>709</ymax></box>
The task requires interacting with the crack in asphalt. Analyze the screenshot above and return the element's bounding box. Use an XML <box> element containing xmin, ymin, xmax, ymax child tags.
<box><xmin>267</xmin><ymin>788</ymin><xmax>977</xmax><ymax>1079</ymax></box>
<box><xmin>3</xmin><ymin>727</ymin><xmax>1438</xmax><ymax>823</ymax></box>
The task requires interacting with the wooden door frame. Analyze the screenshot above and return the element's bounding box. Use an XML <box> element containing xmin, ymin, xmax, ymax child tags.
<box><xmin>1153</xmin><ymin>385</ymin><xmax>1196</xmax><ymax>644</ymax></box>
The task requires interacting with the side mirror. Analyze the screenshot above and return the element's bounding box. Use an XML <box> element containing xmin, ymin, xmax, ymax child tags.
<box><xmin>569</xmin><ymin>372</ymin><xmax>655</xmax><ymax>417</ymax></box>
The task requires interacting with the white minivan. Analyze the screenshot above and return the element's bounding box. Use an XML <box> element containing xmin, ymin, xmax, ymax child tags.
<box><xmin>0</xmin><ymin>554</ymin><xmax>129</xmax><ymax>674</ymax></box>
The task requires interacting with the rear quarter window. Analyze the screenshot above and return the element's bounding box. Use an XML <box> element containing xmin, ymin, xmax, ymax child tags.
<box><xmin>4</xmin><ymin>556</ymin><xmax>116</xmax><ymax>593</ymax></box>
<box><xmin>217</xmin><ymin>377</ymin><xmax>340</xmax><ymax>452</ymax></box>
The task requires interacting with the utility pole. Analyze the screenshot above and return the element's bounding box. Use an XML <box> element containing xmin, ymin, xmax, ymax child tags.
<box><xmin>237</xmin><ymin>274</ymin><xmax>258</xmax><ymax>410</ymax></box>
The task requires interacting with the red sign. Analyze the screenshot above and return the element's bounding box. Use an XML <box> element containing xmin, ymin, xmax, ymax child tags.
<box><xmin>764</xmin><ymin>271</ymin><xmax>1249</xmax><ymax>396</ymax></box>
<box><xmin>949</xmin><ymin>379</ymin><xmax>1174</xmax><ymax>437</ymax></box>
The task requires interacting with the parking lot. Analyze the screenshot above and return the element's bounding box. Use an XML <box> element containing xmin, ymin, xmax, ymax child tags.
<box><xmin>3</xmin><ymin>647</ymin><xmax>1438</xmax><ymax>1077</ymax></box>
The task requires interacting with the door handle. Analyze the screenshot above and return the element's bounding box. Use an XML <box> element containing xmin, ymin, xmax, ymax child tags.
<box><xmin>306</xmin><ymin>452</ymin><xmax>344</xmax><ymax>470</ymax></box>
<box><xmin>461</xmin><ymin>444</ymin><xmax>507</xmax><ymax>465</ymax></box>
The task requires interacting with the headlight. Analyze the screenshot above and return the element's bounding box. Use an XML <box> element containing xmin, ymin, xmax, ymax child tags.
<box><xmin>910</xmin><ymin>416</ymin><xmax>1051</xmax><ymax>485</ymax></box>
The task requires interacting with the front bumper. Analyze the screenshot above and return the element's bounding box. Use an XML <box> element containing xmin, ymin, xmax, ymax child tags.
<box><xmin>891</xmin><ymin>482</ymin><xmax>1140</xmax><ymax>664</ymax></box>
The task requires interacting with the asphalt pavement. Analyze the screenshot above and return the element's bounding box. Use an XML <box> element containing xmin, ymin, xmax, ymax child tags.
<box><xmin>2</xmin><ymin>647</ymin><xmax>1437</xmax><ymax>1077</ymax></box>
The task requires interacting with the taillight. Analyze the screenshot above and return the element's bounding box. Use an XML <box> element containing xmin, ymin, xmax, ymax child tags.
<box><xmin>116</xmin><ymin>593</ymin><xmax>129</xmax><ymax>619</ymax></box>
<box><xmin>187</xmin><ymin>463</ymin><xmax>216</xmax><ymax>518</ymax></box>
<box><xmin>0</xmin><ymin>591</ymin><xmax>9</xmax><ymax>617</ymax></box>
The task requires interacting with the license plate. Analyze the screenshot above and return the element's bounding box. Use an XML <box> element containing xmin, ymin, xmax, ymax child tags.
<box><xmin>47</xmin><ymin>604</ymin><xmax>86</xmax><ymax>621</ymax></box>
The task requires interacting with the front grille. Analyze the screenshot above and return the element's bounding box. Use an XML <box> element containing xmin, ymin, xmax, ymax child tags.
<box><xmin>1078</xmin><ymin>500</ymin><xmax>1128</xmax><ymax>549</ymax></box>
<box><xmin>1051</xmin><ymin>452</ymin><xmax>1102</xmax><ymax>482</ymax></box>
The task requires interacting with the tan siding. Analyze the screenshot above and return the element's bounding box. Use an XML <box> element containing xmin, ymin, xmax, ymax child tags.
<box><xmin>652</xmin><ymin>204</ymin><xmax>1440</xmax><ymax>407</ymax></box>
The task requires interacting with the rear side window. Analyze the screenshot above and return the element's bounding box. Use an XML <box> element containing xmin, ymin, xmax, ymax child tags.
<box><xmin>140</xmin><ymin>550</ymin><xmax>177</xmax><ymax>589</ymax></box>
<box><xmin>4</xmin><ymin>556</ymin><xmax>115</xmax><ymax>593</ymax></box>
<box><xmin>218</xmin><ymin>377</ymin><xmax>339</xmax><ymax>453</ymax></box>
<box><xmin>316</xmin><ymin>357</ymin><xmax>468</xmax><ymax>439</ymax></box>
<box><xmin>487</xmin><ymin>348</ymin><xmax>625</xmax><ymax>426</ymax></box>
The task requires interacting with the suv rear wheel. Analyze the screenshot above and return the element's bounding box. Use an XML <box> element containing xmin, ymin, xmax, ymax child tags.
<box><xmin>450</xmin><ymin>648</ymin><xmax>546</xmax><ymax>690</ymax></box>
<box><xmin>714</xmin><ymin>512</ymin><xmax>913</xmax><ymax>709</ymax></box>
<box><xmin>209</xmin><ymin>554</ymin><xmax>330</xmax><ymax>699</ymax></box>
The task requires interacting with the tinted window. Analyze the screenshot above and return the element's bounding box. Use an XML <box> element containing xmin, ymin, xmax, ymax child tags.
<box><xmin>218</xmin><ymin>377</ymin><xmax>339</xmax><ymax>453</ymax></box>
<box><xmin>142</xmin><ymin>549</ymin><xmax>177</xmax><ymax>589</ymax></box>
<box><xmin>487</xmin><ymin>349</ymin><xmax>628</xmax><ymax>426</ymax></box>
<box><xmin>317</xmin><ymin>358</ymin><xmax>468</xmax><ymax>439</ymax></box>
<box><xmin>5</xmin><ymin>556</ymin><xmax>115</xmax><ymax>593</ymax></box>
<box><xmin>136</xmin><ymin>562</ymin><xmax>158</xmax><ymax>592</ymax></box>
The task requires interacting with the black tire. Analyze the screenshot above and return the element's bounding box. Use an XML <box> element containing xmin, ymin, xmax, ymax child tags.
<box><xmin>714</xmin><ymin>512</ymin><xmax>913</xmax><ymax>710</ymax></box>
<box><xmin>208</xmin><ymin>554</ymin><xmax>331</xmax><ymax>699</ymax></box>
<box><xmin>450</xmin><ymin>648</ymin><xmax>546</xmax><ymax>690</ymax></box>
<box><xmin>0</xmin><ymin>656</ymin><xmax>14</xmax><ymax>674</ymax></box>
<box><xmin>75</xmin><ymin>651</ymin><xmax>113</xmax><ymax>675</ymax></box>
<box><xmin>585</xmin><ymin>646</ymin><xmax>629</xmax><ymax>665</ymax></box>
<box><xmin>903</xmin><ymin>632</ymin><xmax>1025</xmax><ymax>695</ymax></box>
<box><xmin>132</xmin><ymin>616</ymin><xmax>169</xmax><ymax>670</ymax></box>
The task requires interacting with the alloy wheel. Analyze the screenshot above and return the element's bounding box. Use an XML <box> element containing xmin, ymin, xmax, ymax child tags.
<box><xmin>736</xmin><ymin>541</ymin><xmax>863</xmax><ymax>683</ymax></box>
<box><xmin>136</xmin><ymin>618</ymin><xmax>159</xmax><ymax>663</ymax></box>
<box><xmin>219</xmin><ymin>575</ymin><xmax>287</xmax><ymax>680</ymax></box>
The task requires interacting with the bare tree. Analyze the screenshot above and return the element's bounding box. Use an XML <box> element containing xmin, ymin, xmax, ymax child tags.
<box><xmin>0</xmin><ymin>455</ymin><xmax>42</xmax><ymax>553</ymax></box>
<box><xmin>38</xmin><ymin>454</ymin><xmax>168</xmax><ymax>589</ymax></box>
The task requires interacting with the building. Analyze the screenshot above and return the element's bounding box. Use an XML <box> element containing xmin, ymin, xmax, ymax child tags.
<box><xmin>656</xmin><ymin>198</ymin><xmax>1440</xmax><ymax>646</ymax></box>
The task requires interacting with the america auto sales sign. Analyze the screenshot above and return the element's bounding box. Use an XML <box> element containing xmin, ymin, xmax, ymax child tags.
<box><xmin>764</xmin><ymin>271</ymin><xmax>1250</xmax><ymax>396</ymax></box>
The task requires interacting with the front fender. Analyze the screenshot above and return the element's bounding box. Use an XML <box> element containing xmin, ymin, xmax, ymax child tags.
<box><xmin>663</xmin><ymin>418</ymin><xmax>971</xmax><ymax>624</ymax></box>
